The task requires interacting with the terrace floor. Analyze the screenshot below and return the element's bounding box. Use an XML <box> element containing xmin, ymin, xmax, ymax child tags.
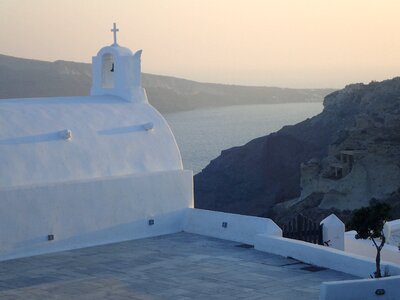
<box><xmin>0</xmin><ymin>232</ymin><xmax>358</xmax><ymax>299</ymax></box>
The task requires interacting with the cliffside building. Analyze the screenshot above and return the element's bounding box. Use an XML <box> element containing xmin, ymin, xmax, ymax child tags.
<box><xmin>329</xmin><ymin>150</ymin><xmax>365</xmax><ymax>179</ymax></box>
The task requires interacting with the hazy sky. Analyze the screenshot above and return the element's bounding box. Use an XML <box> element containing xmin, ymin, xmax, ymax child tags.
<box><xmin>1</xmin><ymin>0</ymin><xmax>400</xmax><ymax>88</ymax></box>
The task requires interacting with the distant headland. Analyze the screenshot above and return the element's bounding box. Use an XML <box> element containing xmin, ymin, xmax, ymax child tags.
<box><xmin>0</xmin><ymin>53</ymin><xmax>334</xmax><ymax>114</ymax></box>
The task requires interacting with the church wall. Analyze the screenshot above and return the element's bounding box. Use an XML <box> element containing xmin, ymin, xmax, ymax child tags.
<box><xmin>0</xmin><ymin>170</ymin><xmax>193</xmax><ymax>262</ymax></box>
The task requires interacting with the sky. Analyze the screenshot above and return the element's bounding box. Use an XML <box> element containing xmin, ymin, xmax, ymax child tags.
<box><xmin>1</xmin><ymin>0</ymin><xmax>400</xmax><ymax>88</ymax></box>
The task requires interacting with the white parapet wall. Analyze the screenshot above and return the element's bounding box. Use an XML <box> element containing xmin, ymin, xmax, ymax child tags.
<box><xmin>320</xmin><ymin>275</ymin><xmax>400</xmax><ymax>300</ymax></box>
<box><xmin>344</xmin><ymin>231</ymin><xmax>400</xmax><ymax>265</ymax></box>
<box><xmin>384</xmin><ymin>219</ymin><xmax>400</xmax><ymax>246</ymax></box>
<box><xmin>0</xmin><ymin>170</ymin><xmax>193</xmax><ymax>262</ymax></box>
<box><xmin>183</xmin><ymin>209</ymin><xmax>282</xmax><ymax>245</ymax></box>
<box><xmin>255</xmin><ymin>235</ymin><xmax>400</xmax><ymax>278</ymax></box>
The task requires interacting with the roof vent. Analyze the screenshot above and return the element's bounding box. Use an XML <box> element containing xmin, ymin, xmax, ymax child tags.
<box><xmin>60</xmin><ymin>129</ymin><xmax>72</xmax><ymax>141</ymax></box>
<box><xmin>143</xmin><ymin>122</ymin><xmax>154</xmax><ymax>131</ymax></box>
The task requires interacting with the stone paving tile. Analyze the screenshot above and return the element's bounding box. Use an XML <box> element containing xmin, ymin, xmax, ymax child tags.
<box><xmin>0</xmin><ymin>232</ymin><xmax>359</xmax><ymax>299</ymax></box>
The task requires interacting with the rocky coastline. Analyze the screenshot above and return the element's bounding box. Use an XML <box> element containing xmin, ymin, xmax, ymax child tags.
<box><xmin>194</xmin><ymin>78</ymin><xmax>400</xmax><ymax>224</ymax></box>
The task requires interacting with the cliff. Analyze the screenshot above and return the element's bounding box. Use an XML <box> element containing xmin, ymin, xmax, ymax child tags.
<box><xmin>194</xmin><ymin>78</ymin><xmax>400</xmax><ymax>224</ymax></box>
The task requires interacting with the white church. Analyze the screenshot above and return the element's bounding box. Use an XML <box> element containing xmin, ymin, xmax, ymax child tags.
<box><xmin>0</xmin><ymin>24</ymin><xmax>197</xmax><ymax>260</ymax></box>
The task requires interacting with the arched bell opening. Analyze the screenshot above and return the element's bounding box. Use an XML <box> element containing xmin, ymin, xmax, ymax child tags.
<box><xmin>101</xmin><ymin>53</ymin><xmax>115</xmax><ymax>88</ymax></box>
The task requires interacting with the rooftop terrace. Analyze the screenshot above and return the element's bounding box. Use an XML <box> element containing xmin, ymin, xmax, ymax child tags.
<box><xmin>0</xmin><ymin>232</ymin><xmax>357</xmax><ymax>300</ymax></box>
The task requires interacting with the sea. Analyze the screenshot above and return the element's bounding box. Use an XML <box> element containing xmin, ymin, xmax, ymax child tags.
<box><xmin>164</xmin><ymin>102</ymin><xmax>323</xmax><ymax>174</ymax></box>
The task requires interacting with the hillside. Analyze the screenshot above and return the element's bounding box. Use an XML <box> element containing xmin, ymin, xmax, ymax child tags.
<box><xmin>0</xmin><ymin>54</ymin><xmax>334</xmax><ymax>113</ymax></box>
<box><xmin>194</xmin><ymin>78</ymin><xmax>400</xmax><ymax>224</ymax></box>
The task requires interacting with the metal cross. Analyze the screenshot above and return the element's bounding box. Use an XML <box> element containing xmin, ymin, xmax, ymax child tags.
<box><xmin>111</xmin><ymin>23</ymin><xmax>119</xmax><ymax>46</ymax></box>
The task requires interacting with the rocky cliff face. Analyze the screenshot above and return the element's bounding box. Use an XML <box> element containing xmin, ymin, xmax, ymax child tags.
<box><xmin>194</xmin><ymin>78</ymin><xmax>400</xmax><ymax>223</ymax></box>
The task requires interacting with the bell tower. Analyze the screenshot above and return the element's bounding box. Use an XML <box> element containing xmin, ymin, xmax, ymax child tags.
<box><xmin>90</xmin><ymin>23</ymin><xmax>147</xmax><ymax>102</ymax></box>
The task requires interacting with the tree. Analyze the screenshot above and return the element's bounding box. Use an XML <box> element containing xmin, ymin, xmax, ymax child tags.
<box><xmin>347</xmin><ymin>201</ymin><xmax>391</xmax><ymax>278</ymax></box>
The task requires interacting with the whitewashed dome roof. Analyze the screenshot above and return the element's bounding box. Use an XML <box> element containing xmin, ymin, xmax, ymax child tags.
<box><xmin>96</xmin><ymin>45</ymin><xmax>133</xmax><ymax>57</ymax></box>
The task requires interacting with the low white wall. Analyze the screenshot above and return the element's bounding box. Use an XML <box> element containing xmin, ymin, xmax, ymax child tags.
<box><xmin>0</xmin><ymin>170</ymin><xmax>193</xmax><ymax>261</ymax></box>
<box><xmin>184</xmin><ymin>209</ymin><xmax>282</xmax><ymax>245</ymax></box>
<box><xmin>345</xmin><ymin>231</ymin><xmax>400</xmax><ymax>265</ymax></box>
<box><xmin>320</xmin><ymin>275</ymin><xmax>400</xmax><ymax>300</ymax></box>
<box><xmin>255</xmin><ymin>235</ymin><xmax>400</xmax><ymax>278</ymax></box>
<box><xmin>320</xmin><ymin>214</ymin><xmax>345</xmax><ymax>250</ymax></box>
<box><xmin>384</xmin><ymin>219</ymin><xmax>400</xmax><ymax>245</ymax></box>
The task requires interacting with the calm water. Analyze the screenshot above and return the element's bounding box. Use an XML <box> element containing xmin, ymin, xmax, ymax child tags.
<box><xmin>165</xmin><ymin>103</ymin><xmax>323</xmax><ymax>174</ymax></box>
